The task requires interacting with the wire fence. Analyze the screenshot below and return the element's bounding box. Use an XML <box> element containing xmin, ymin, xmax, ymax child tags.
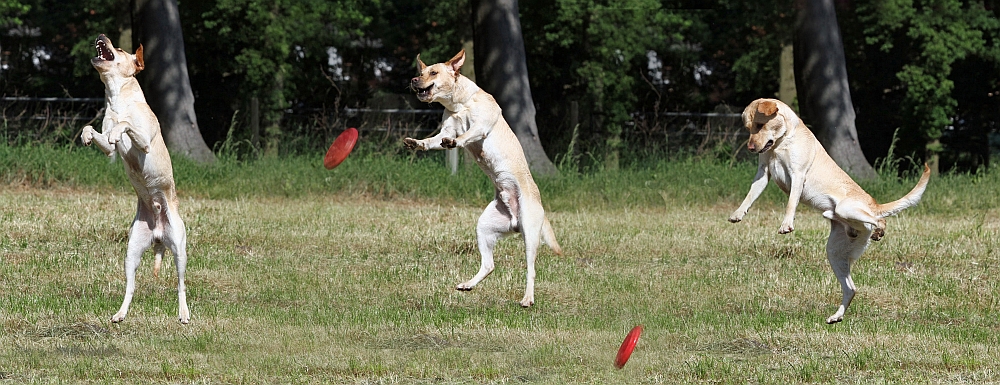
<box><xmin>1</xmin><ymin>96</ymin><xmax>749</xmax><ymax>161</ymax></box>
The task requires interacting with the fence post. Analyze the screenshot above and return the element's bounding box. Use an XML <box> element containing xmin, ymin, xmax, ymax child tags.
<box><xmin>570</xmin><ymin>100</ymin><xmax>579</xmax><ymax>130</ymax></box>
<box><xmin>250</xmin><ymin>97</ymin><xmax>260</xmax><ymax>149</ymax></box>
<box><xmin>447</xmin><ymin>148</ymin><xmax>459</xmax><ymax>175</ymax></box>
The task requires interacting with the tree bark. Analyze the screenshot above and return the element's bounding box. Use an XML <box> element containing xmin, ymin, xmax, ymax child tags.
<box><xmin>793</xmin><ymin>0</ymin><xmax>875</xmax><ymax>179</ymax></box>
<box><xmin>471</xmin><ymin>0</ymin><xmax>558</xmax><ymax>176</ymax></box>
<box><xmin>133</xmin><ymin>0</ymin><xmax>216</xmax><ymax>163</ymax></box>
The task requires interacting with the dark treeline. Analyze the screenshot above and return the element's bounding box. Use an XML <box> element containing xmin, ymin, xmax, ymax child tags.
<box><xmin>1</xmin><ymin>0</ymin><xmax>998</xmax><ymax>172</ymax></box>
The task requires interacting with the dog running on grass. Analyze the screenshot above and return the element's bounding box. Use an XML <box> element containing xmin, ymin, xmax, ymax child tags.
<box><xmin>80</xmin><ymin>34</ymin><xmax>190</xmax><ymax>324</ymax></box>
<box><xmin>729</xmin><ymin>98</ymin><xmax>930</xmax><ymax>324</ymax></box>
<box><xmin>403</xmin><ymin>49</ymin><xmax>562</xmax><ymax>307</ymax></box>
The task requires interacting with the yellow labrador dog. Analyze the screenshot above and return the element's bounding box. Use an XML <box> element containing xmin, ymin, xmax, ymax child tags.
<box><xmin>404</xmin><ymin>49</ymin><xmax>562</xmax><ymax>307</ymax></box>
<box><xmin>730</xmin><ymin>98</ymin><xmax>930</xmax><ymax>324</ymax></box>
<box><xmin>80</xmin><ymin>34</ymin><xmax>190</xmax><ymax>324</ymax></box>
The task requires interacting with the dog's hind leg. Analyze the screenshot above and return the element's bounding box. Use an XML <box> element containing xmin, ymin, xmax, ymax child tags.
<box><xmin>112</xmin><ymin>202</ymin><xmax>155</xmax><ymax>323</ymax></box>
<box><xmin>457</xmin><ymin>199</ymin><xmax>514</xmax><ymax>293</ymax></box>
<box><xmin>160</xmin><ymin>200</ymin><xmax>190</xmax><ymax>324</ymax></box>
<box><xmin>824</xmin><ymin>220</ymin><xmax>871</xmax><ymax>324</ymax></box>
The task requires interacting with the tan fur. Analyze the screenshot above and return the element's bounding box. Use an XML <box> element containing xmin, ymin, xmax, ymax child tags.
<box><xmin>404</xmin><ymin>49</ymin><xmax>561</xmax><ymax>307</ymax></box>
<box><xmin>80</xmin><ymin>34</ymin><xmax>190</xmax><ymax>324</ymax></box>
<box><xmin>730</xmin><ymin>98</ymin><xmax>930</xmax><ymax>323</ymax></box>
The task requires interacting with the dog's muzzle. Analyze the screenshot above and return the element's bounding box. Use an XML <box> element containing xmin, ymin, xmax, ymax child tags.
<box><xmin>414</xmin><ymin>84</ymin><xmax>433</xmax><ymax>100</ymax></box>
<box><xmin>95</xmin><ymin>37</ymin><xmax>114</xmax><ymax>61</ymax></box>
<box><xmin>758</xmin><ymin>139</ymin><xmax>775</xmax><ymax>153</ymax></box>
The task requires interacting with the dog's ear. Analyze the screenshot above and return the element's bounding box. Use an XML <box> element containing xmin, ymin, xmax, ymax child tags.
<box><xmin>446</xmin><ymin>49</ymin><xmax>465</xmax><ymax>74</ymax></box>
<box><xmin>757</xmin><ymin>100</ymin><xmax>778</xmax><ymax>116</ymax></box>
<box><xmin>416</xmin><ymin>54</ymin><xmax>427</xmax><ymax>72</ymax></box>
<box><xmin>134</xmin><ymin>44</ymin><xmax>145</xmax><ymax>73</ymax></box>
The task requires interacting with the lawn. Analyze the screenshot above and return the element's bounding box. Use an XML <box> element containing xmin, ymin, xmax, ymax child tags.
<box><xmin>1</xmin><ymin>145</ymin><xmax>999</xmax><ymax>383</ymax></box>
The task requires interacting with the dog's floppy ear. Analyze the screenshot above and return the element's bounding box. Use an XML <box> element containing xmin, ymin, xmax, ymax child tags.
<box><xmin>446</xmin><ymin>49</ymin><xmax>465</xmax><ymax>74</ymax></box>
<box><xmin>756</xmin><ymin>100</ymin><xmax>778</xmax><ymax>116</ymax></box>
<box><xmin>134</xmin><ymin>44</ymin><xmax>145</xmax><ymax>73</ymax></box>
<box><xmin>416</xmin><ymin>54</ymin><xmax>427</xmax><ymax>72</ymax></box>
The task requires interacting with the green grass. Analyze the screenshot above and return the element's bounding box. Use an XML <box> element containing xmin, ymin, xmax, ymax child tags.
<box><xmin>2</xmin><ymin>144</ymin><xmax>999</xmax><ymax>383</ymax></box>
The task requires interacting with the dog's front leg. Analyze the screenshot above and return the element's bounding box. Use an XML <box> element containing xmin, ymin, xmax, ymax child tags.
<box><xmin>81</xmin><ymin>125</ymin><xmax>116</xmax><ymax>156</ymax></box>
<box><xmin>404</xmin><ymin>115</ymin><xmax>462</xmax><ymax>151</ymax></box>
<box><xmin>779</xmin><ymin>177</ymin><xmax>805</xmax><ymax>234</ymax></box>
<box><xmin>123</xmin><ymin>125</ymin><xmax>152</xmax><ymax>153</ymax></box>
<box><xmin>730</xmin><ymin>164</ymin><xmax>769</xmax><ymax>222</ymax></box>
<box><xmin>448</xmin><ymin>107</ymin><xmax>497</xmax><ymax>148</ymax></box>
<box><xmin>106</xmin><ymin>121</ymin><xmax>152</xmax><ymax>153</ymax></box>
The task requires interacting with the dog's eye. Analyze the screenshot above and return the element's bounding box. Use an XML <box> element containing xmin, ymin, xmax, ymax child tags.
<box><xmin>430</xmin><ymin>71</ymin><xmax>438</xmax><ymax>76</ymax></box>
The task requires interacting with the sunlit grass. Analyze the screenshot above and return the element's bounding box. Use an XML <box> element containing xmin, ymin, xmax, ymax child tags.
<box><xmin>1</xmin><ymin>144</ymin><xmax>999</xmax><ymax>383</ymax></box>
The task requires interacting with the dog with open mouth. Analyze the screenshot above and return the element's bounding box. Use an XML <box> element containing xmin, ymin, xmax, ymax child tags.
<box><xmin>80</xmin><ymin>34</ymin><xmax>190</xmax><ymax>324</ymax></box>
<box><xmin>403</xmin><ymin>49</ymin><xmax>562</xmax><ymax>307</ymax></box>
<box><xmin>729</xmin><ymin>98</ymin><xmax>930</xmax><ymax>324</ymax></box>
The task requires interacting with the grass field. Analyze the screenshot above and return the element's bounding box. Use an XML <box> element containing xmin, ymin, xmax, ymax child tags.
<box><xmin>2</xmin><ymin>144</ymin><xmax>999</xmax><ymax>383</ymax></box>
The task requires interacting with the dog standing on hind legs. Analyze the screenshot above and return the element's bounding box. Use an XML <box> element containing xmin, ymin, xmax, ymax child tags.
<box><xmin>403</xmin><ymin>49</ymin><xmax>562</xmax><ymax>307</ymax></box>
<box><xmin>729</xmin><ymin>98</ymin><xmax>930</xmax><ymax>324</ymax></box>
<box><xmin>80</xmin><ymin>34</ymin><xmax>190</xmax><ymax>324</ymax></box>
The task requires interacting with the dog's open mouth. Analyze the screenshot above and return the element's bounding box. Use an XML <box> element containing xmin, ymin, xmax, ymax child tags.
<box><xmin>95</xmin><ymin>38</ymin><xmax>114</xmax><ymax>61</ymax></box>
<box><xmin>415</xmin><ymin>84</ymin><xmax>433</xmax><ymax>100</ymax></box>
<box><xmin>759</xmin><ymin>139</ymin><xmax>775</xmax><ymax>153</ymax></box>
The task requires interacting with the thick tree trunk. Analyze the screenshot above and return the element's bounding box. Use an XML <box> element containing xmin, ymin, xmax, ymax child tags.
<box><xmin>471</xmin><ymin>0</ymin><xmax>558</xmax><ymax>176</ymax></box>
<box><xmin>793</xmin><ymin>0</ymin><xmax>875</xmax><ymax>179</ymax></box>
<box><xmin>133</xmin><ymin>0</ymin><xmax>216</xmax><ymax>163</ymax></box>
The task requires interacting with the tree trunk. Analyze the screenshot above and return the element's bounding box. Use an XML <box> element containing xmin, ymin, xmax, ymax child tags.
<box><xmin>793</xmin><ymin>0</ymin><xmax>875</xmax><ymax>179</ymax></box>
<box><xmin>133</xmin><ymin>0</ymin><xmax>216</xmax><ymax>163</ymax></box>
<box><xmin>471</xmin><ymin>0</ymin><xmax>558</xmax><ymax>176</ymax></box>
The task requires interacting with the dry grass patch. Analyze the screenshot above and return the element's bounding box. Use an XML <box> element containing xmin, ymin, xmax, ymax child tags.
<box><xmin>2</xmin><ymin>187</ymin><xmax>999</xmax><ymax>383</ymax></box>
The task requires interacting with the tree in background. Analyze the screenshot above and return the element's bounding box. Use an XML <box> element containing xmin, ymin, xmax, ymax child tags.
<box><xmin>4</xmin><ymin>0</ymin><xmax>998</xmax><ymax>171</ymax></box>
<box><xmin>793</xmin><ymin>0</ymin><xmax>876</xmax><ymax>179</ymax></box>
<box><xmin>134</xmin><ymin>0</ymin><xmax>216</xmax><ymax>163</ymax></box>
<box><xmin>471</xmin><ymin>0</ymin><xmax>557</xmax><ymax>176</ymax></box>
<box><xmin>858</xmin><ymin>0</ymin><xmax>1000</xmax><ymax>173</ymax></box>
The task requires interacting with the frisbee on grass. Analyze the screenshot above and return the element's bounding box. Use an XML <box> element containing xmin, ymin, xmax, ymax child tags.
<box><xmin>614</xmin><ymin>325</ymin><xmax>644</xmax><ymax>369</ymax></box>
<box><xmin>323</xmin><ymin>127</ymin><xmax>358</xmax><ymax>169</ymax></box>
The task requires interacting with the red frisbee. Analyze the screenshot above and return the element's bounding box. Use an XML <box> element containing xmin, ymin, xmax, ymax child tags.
<box><xmin>323</xmin><ymin>127</ymin><xmax>358</xmax><ymax>169</ymax></box>
<box><xmin>614</xmin><ymin>325</ymin><xmax>643</xmax><ymax>369</ymax></box>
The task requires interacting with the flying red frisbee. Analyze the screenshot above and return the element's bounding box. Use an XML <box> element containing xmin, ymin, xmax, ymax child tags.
<box><xmin>614</xmin><ymin>325</ymin><xmax>643</xmax><ymax>369</ymax></box>
<box><xmin>323</xmin><ymin>127</ymin><xmax>358</xmax><ymax>169</ymax></box>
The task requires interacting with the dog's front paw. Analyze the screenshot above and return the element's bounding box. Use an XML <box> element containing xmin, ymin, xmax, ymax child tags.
<box><xmin>519</xmin><ymin>296</ymin><xmax>534</xmax><ymax>308</ymax></box>
<box><xmin>441</xmin><ymin>137</ymin><xmax>457</xmax><ymax>149</ymax></box>
<box><xmin>107</xmin><ymin>126</ymin><xmax>126</xmax><ymax>145</ymax></box>
<box><xmin>111</xmin><ymin>311</ymin><xmax>127</xmax><ymax>323</ymax></box>
<box><xmin>870</xmin><ymin>227</ymin><xmax>885</xmax><ymax>241</ymax></box>
<box><xmin>81</xmin><ymin>125</ymin><xmax>95</xmax><ymax>145</ymax></box>
<box><xmin>728</xmin><ymin>211</ymin><xmax>745</xmax><ymax>223</ymax></box>
<box><xmin>403</xmin><ymin>137</ymin><xmax>422</xmax><ymax>150</ymax></box>
<box><xmin>778</xmin><ymin>223</ymin><xmax>794</xmax><ymax>234</ymax></box>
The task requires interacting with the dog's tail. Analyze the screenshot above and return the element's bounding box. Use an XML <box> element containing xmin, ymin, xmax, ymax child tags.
<box><xmin>542</xmin><ymin>216</ymin><xmax>563</xmax><ymax>255</ymax></box>
<box><xmin>877</xmin><ymin>163</ymin><xmax>931</xmax><ymax>218</ymax></box>
<box><xmin>152</xmin><ymin>242</ymin><xmax>165</xmax><ymax>278</ymax></box>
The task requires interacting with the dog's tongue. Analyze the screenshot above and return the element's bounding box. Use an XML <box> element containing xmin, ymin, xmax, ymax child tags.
<box><xmin>96</xmin><ymin>40</ymin><xmax>114</xmax><ymax>61</ymax></box>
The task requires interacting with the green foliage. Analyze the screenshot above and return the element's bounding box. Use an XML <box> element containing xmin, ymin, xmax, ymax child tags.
<box><xmin>554</xmin><ymin>0</ymin><xmax>686</xmax><ymax>126</ymax></box>
<box><xmin>0</xmin><ymin>0</ymin><xmax>30</xmax><ymax>26</ymax></box>
<box><xmin>191</xmin><ymin>0</ymin><xmax>370</xmax><ymax>127</ymax></box>
<box><xmin>858</xmin><ymin>0</ymin><xmax>1000</xmax><ymax>153</ymax></box>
